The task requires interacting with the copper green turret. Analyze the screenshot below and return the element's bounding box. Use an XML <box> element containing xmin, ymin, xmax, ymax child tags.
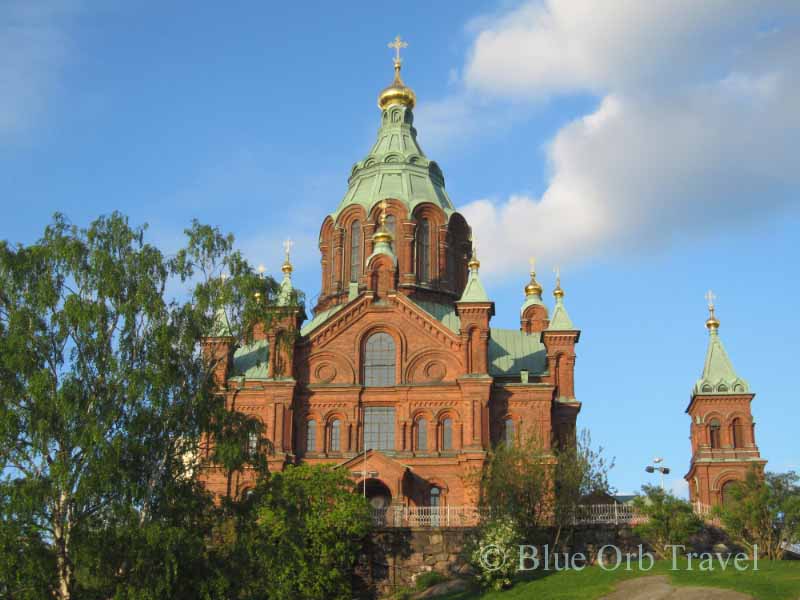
<box><xmin>332</xmin><ymin>38</ymin><xmax>453</xmax><ymax>220</ymax></box>
<box><xmin>694</xmin><ymin>295</ymin><xmax>748</xmax><ymax>395</ymax></box>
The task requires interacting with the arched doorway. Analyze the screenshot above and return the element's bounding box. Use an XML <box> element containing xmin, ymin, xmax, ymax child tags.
<box><xmin>363</xmin><ymin>478</ymin><xmax>392</xmax><ymax>510</ymax></box>
<box><xmin>721</xmin><ymin>479</ymin><xmax>739</xmax><ymax>506</ymax></box>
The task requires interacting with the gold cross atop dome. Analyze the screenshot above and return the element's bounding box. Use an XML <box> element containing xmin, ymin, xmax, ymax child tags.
<box><xmin>524</xmin><ymin>257</ymin><xmax>542</xmax><ymax>297</ymax></box>
<box><xmin>378</xmin><ymin>35</ymin><xmax>416</xmax><ymax>110</ymax></box>
<box><xmin>388</xmin><ymin>35</ymin><xmax>408</xmax><ymax>65</ymax></box>
<box><xmin>705</xmin><ymin>289</ymin><xmax>719</xmax><ymax>330</ymax></box>
<box><xmin>281</xmin><ymin>238</ymin><xmax>294</xmax><ymax>275</ymax></box>
<box><xmin>553</xmin><ymin>265</ymin><xmax>564</xmax><ymax>299</ymax></box>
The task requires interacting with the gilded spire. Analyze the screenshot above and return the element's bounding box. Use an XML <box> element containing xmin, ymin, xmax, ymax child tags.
<box><xmin>468</xmin><ymin>235</ymin><xmax>480</xmax><ymax>271</ymax></box>
<box><xmin>524</xmin><ymin>257</ymin><xmax>543</xmax><ymax>297</ymax></box>
<box><xmin>282</xmin><ymin>238</ymin><xmax>294</xmax><ymax>275</ymax></box>
<box><xmin>705</xmin><ymin>289</ymin><xmax>719</xmax><ymax>332</ymax></box>
<box><xmin>378</xmin><ymin>36</ymin><xmax>416</xmax><ymax>110</ymax></box>
<box><xmin>553</xmin><ymin>265</ymin><xmax>564</xmax><ymax>299</ymax></box>
<box><xmin>372</xmin><ymin>200</ymin><xmax>393</xmax><ymax>244</ymax></box>
<box><xmin>277</xmin><ymin>238</ymin><xmax>294</xmax><ymax>306</ymax></box>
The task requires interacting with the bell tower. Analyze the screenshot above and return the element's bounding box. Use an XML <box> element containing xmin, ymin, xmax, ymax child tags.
<box><xmin>684</xmin><ymin>292</ymin><xmax>766</xmax><ymax>506</ymax></box>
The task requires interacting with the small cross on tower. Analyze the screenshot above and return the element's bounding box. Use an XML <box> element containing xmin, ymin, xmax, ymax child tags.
<box><xmin>388</xmin><ymin>35</ymin><xmax>408</xmax><ymax>65</ymax></box>
<box><xmin>283</xmin><ymin>238</ymin><xmax>294</xmax><ymax>262</ymax></box>
<box><xmin>705</xmin><ymin>289</ymin><xmax>716</xmax><ymax>310</ymax></box>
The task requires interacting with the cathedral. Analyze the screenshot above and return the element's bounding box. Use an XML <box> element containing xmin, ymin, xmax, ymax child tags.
<box><xmin>200</xmin><ymin>41</ymin><xmax>581</xmax><ymax>509</ymax></box>
<box><xmin>200</xmin><ymin>39</ymin><xmax>765</xmax><ymax>511</ymax></box>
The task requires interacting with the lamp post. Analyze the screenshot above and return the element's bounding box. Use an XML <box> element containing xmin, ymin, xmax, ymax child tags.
<box><xmin>645</xmin><ymin>457</ymin><xmax>670</xmax><ymax>490</ymax></box>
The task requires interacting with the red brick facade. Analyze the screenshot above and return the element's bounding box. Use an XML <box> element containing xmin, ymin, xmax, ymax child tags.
<box><xmin>199</xmin><ymin>199</ymin><xmax>581</xmax><ymax>508</ymax></box>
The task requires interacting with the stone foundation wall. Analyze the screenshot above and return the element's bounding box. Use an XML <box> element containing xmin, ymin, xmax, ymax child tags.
<box><xmin>355</xmin><ymin>525</ymin><xmax>736</xmax><ymax>598</ymax></box>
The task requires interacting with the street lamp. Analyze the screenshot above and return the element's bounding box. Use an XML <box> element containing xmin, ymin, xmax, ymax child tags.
<box><xmin>645</xmin><ymin>457</ymin><xmax>671</xmax><ymax>490</ymax></box>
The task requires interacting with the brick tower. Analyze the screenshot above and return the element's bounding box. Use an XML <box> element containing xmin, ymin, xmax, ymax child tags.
<box><xmin>684</xmin><ymin>292</ymin><xmax>766</xmax><ymax>506</ymax></box>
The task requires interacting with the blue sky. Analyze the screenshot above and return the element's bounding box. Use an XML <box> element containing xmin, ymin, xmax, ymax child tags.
<box><xmin>2</xmin><ymin>1</ymin><xmax>798</xmax><ymax>496</ymax></box>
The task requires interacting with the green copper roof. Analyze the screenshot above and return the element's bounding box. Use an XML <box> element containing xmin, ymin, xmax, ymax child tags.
<box><xmin>411</xmin><ymin>299</ymin><xmax>461</xmax><ymax>333</ymax></box>
<box><xmin>458</xmin><ymin>267</ymin><xmax>490</xmax><ymax>303</ymax></box>
<box><xmin>332</xmin><ymin>104</ymin><xmax>454</xmax><ymax>220</ymax></box>
<box><xmin>232</xmin><ymin>339</ymin><xmax>269</xmax><ymax>379</ymax></box>
<box><xmin>521</xmin><ymin>292</ymin><xmax>544</xmax><ymax>314</ymax></box>
<box><xmin>300</xmin><ymin>303</ymin><xmax>346</xmax><ymax>337</ymax></box>
<box><xmin>694</xmin><ymin>328</ymin><xmax>749</xmax><ymax>395</ymax></box>
<box><xmin>489</xmin><ymin>328</ymin><xmax>547</xmax><ymax>376</ymax></box>
<box><xmin>210</xmin><ymin>307</ymin><xmax>232</xmax><ymax>337</ymax></box>
<box><xmin>276</xmin><ymin>272</ymin><xmax>293</xmax><ymax>306</ymax></box>
<box><xmin>548</xmin><ymin>296</ymin><xmax>575</xmax><ymax>330</ymax></box>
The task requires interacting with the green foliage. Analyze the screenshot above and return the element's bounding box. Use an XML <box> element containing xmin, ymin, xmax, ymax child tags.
<box><xmin>715</xmin><ymin>468</ymin><xmax>800</xmax><ymax>560</ymax></box>
<box><xmin>415</xmin><ymin>570</ymin><xmax>449</xmax><ymax>590</ymax></box>
<box><xmin>632</xmin><ymin>485</ymin><xmax>702</xmax><ymax>559</ymax></box>
<box><xmin>477</xmin><ymin>430</ymin><xmax>551</xmax><ymax>538</ymax></box>
<box><xmin>235</xmin><ymin>464</ymin><xmax>371</xmax><ymax>600</ymax></box>
<box><xmin>0</xmin><ymin>213</ymin><xmax>293</xmax><ymax>599</ymax></box>
<box><xmin>551</xmin><ymin>430</ymin><xmax>614</xmax><ymax>547</ymax></box>
<box><xmin>466</xmin><ymin>516</ymin><xmax>521</xmax><ymax>591</ymax></box>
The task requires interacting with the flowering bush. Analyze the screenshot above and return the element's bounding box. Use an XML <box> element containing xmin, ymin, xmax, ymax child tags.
<box><xmin>467</xmin><ymin>516</ymin><xmax>521</xmax><ymax>590</ymax></box>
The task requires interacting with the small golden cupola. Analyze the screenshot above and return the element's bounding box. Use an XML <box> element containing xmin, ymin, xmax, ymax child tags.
<box><xmin>378</xmin><ymin>36</ymin><xmax>416</xmax><ymax>110</ymax></box>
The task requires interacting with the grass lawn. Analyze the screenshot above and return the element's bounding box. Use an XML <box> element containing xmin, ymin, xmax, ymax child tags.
<box><xmin>436</xmin><ymin>560</ymin><xmax>800</xmax><ymax>600</ymax></box>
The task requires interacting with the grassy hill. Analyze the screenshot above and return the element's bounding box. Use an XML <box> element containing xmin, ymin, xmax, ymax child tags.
<box><xmin>433</xmin><ymin>560</ymin><xmax>799</xmax><ymax>600</ymax></box>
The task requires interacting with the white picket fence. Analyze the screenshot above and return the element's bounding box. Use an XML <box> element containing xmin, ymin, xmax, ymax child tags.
<box><xmin>370</xmin><ymin>502</ymin><xmax>716</xmax><ymax>529</ymax></box>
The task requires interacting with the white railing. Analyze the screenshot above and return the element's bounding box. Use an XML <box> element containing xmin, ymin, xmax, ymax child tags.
<box><xmin>371</xmin><ymin>502</ymin><xmax>719</xmax><ymax>529</ymax></box>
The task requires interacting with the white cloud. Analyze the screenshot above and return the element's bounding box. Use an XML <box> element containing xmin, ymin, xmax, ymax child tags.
<box><xmin>669</xmin><ymin>477</ymin><xmax>689</xmax><ymax>500</ymax></box>
<box><xmin>442</xmin><ymin>1</ymin><xmax>800</xmax><ymax>277</ymax></box>
<box><xmin>0</xmin><ymin>0</ymin><xmax>78</xmax><ymax>138</ymax></box>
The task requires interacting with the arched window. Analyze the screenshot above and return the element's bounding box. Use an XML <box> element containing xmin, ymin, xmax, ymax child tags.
<box><xmin>732</xmin><ymin>418</ymin><xmax>744</xmax><ymax>449</ymax></box>
<box><xmin>350</xmin><ymin>220</ymin><xmax>361</xmax><ymax>282</ymax></box>
<box><xmin>306</xmin><ymin>420</ymin><xmax>317</xmax><ymax>452</ymax></box>
<box><xmin>709</xmin><ymin>419</ymin><xmax>721</xmax><ymax>449</ymax></box>
<box><xmin>504</xmin><ymin>418</ymin><xmax>515</xmax><ymax>446</ymax></box>
<box><xmin>416</xmin><ymin>418</ymin><xmax>427</xmax><ymax>451</ymax></box>
<box><xmin>247</xmin><ymin>432</ymin><xmax>259</xmax><ymax>457</ymax></box>
<box><xmin>441</xmin><ymin>418</ymin><xmax>453</xmax><ymax>450</ymax></box>
<box><xmin>329</xmin><ymin>419</ymin><xmax>341</xmax><ymax>452</ymax></box>
<box><xmin>446</xmin><ymin>239</ymin><xmax>455</xmax><ymax>288</ymax></box>
<box><xmin>417</xmin><ymin>218</ymin><xmax>430</xmax><ymax>282</ymax></box>
<box><xmin>364</xmin><ymin>332</ymin><xmax>396</xmax><ymax>386</ymax></box>
<box><xmin>721</xmin><ymin>480</ymin><xmax>739</xmax><ymax>506</ymax></box>
<box><xmin>430</xmin><ymin>486</ymin><xmax>440</xmax><ymax>507</ymax></box>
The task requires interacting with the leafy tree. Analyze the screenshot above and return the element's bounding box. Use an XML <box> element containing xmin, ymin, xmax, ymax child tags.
<box><xmin>476</xmin><ymin>428</ymin><xmax>551</xmax><ymax>539</ymax></box>
<box><xmin>475</xmin><ymin>427</ymin><xmax>613</xmax><ymax>546</ymax></box>
<box><xmin>551</xmin><ymin>429</ymin><xmax>615</xmax><ymax>548</ymax></box>
<box><xmin>235</xmin><ymin>464</ymin><xmax>371</xmax><ymax>600</ymax></box>
<box><xmin>715</xmin><ymin>468</ymin><xmax>800</xmax><ymax>560</ymax></box>
<box><xmin>0</xmin><ymin>214</ymin><xmax>293</xmax><ymax>599</ymax></box>
<box><xmin>632</xmin><ymin>485</ymin><xmax>703</xmax><ymax>559</ymax></box>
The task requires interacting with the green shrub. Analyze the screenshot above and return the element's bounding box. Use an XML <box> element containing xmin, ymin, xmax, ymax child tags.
<box><xmin>415</xmin><ymin>570</ymin><xmax>448</xmax><ymax>590</ymax></box>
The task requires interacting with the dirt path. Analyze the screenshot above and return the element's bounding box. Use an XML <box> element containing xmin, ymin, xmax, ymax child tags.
<box><xmin>598</xmin><ymin>575</ymin><xmax>754</xmax><ymax>600</ymax></box>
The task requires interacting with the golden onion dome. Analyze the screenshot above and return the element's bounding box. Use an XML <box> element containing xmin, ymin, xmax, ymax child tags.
<box><xmin>553</xmin><ymin>285</ymin><xmax>565</xmax><ymax>299</ymax></box>
<box><xmin>373</xmin><ymin>228</ymin><xmax>393</xmax><ymax>244</ymax></box>
<box><xmin>378</xmin><ymin>61</ymin><xmax>416</xmax><ymax>110</ymax></box>
<box><xmin>525</xmin><ymin>273</ymin><xmax>543</xmax><ymax>297</ymax></box>
<box><xmin>281</xmin><ymin>260</ymin><xmax>293</xmax><ymax>275</ymax></box>
<box><xmin>706</xmin><ymin>312</ymin><xmax>720</xmax><ymax>330</ymax></box>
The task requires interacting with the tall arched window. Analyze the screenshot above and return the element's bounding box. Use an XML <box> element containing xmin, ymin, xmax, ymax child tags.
<box><xmin>306</xmin><ymin>420</ymin><xmax>317</xmax><ymax>452</ymax></box>
<box><xmin>732</xmin><ymin>418</ymin><xmax>744</xmax><ymax>448</ymax></box>
<box><xmin>416</xmin><ymin>418</ymin><xmax>427</xmax><ymax>451</ymax></box>
<box><xmin>709</xmin><ymin>419</ymin><xmax>721</xmax><ymax>449</ymax></box>
<box><xmin>247</xmin><ymin>432</ymin><xmax>259</xmax><ymax>457</ymax></box>
<box><xmin>329</xmin><ymin>419</ymin><xmax>341</xmax><ymax>452</ymax></box>
<box><xmin>504</xmin><ymin>418</ymin><xmax>515</xmax><ymax>446</ymax></box>
<box><xmin>430</xmin><ymin>486</ymin><xmax>440</xmax><ymax>507</ymax></box>
<box><xmin>417</xmin><ymin>218</ymin><xmax>430</xmax><ymax>282</ymax></box>
<box><xmin>364</xmin><ymin>332</ymin><xmax>396</xmax><ymax>386</ymax></box>
<box><xmin>350</xmin><ymin>220</ymin><xmax>361</xmax><ymax>282</ymax></box>
<box><xmin>441</xmin><ymin>418</ymin><xmax>453</xmax><ymax>450</ymax></box>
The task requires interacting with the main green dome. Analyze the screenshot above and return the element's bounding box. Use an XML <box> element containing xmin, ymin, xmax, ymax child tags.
<box><xmin>331</xmin><ymin>64</ymin><xmax>454</xmax><ymax>220</ymax></box>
